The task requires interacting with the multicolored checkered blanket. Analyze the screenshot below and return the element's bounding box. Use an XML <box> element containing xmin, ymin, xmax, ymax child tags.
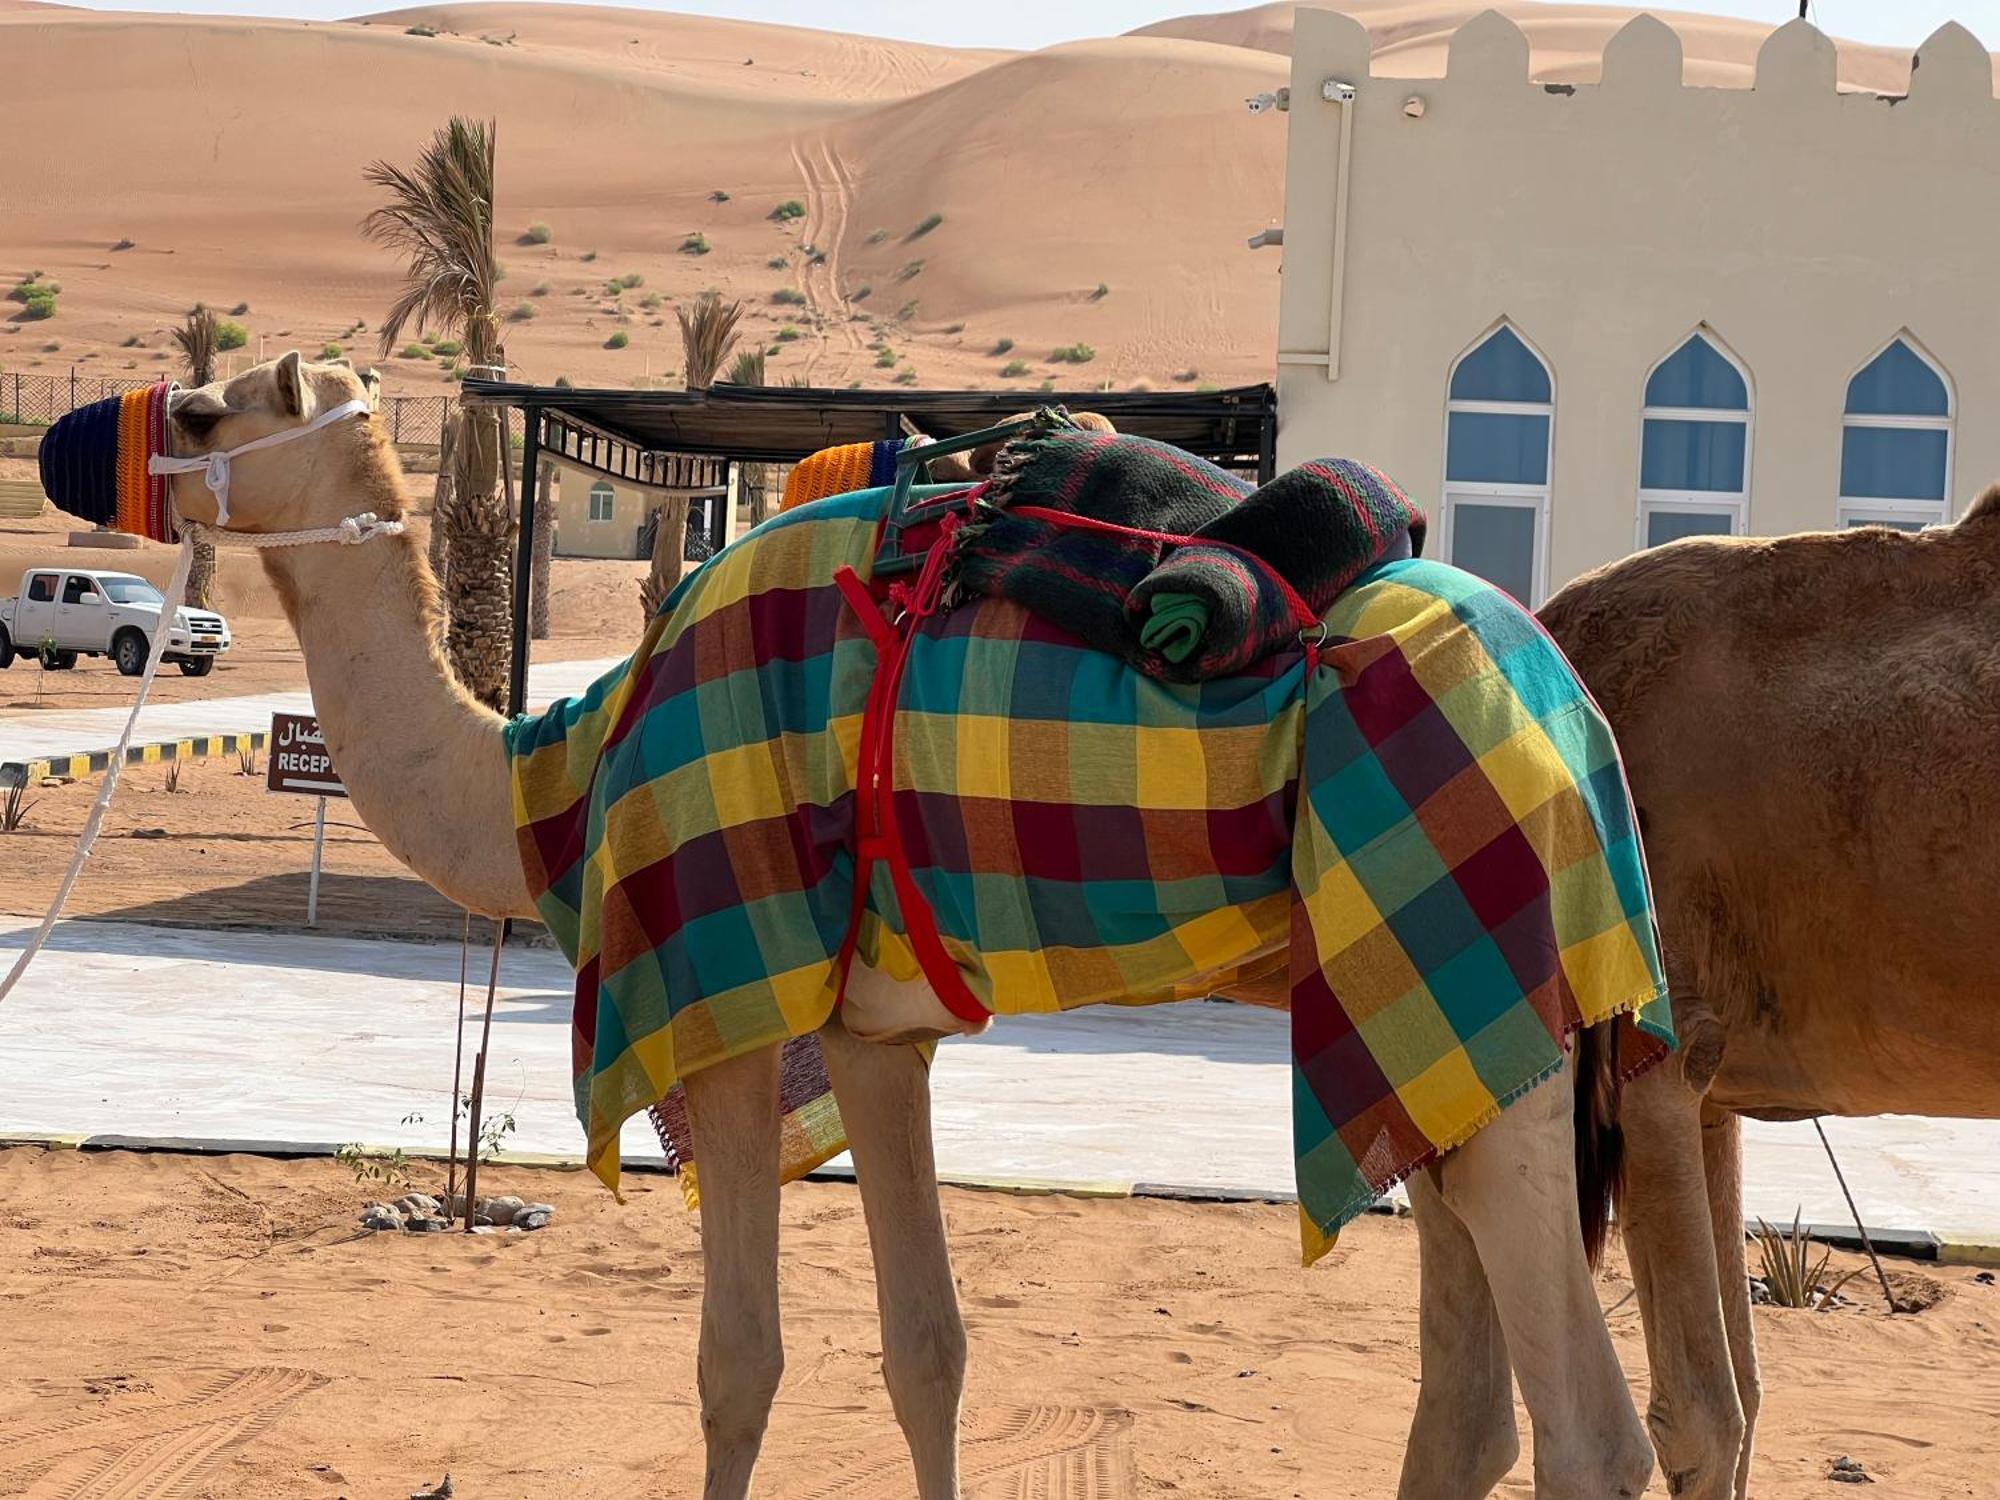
<box><xmin>504</xmin><ymin>484</ymin><xmax>1673</xmax><ymax>1263</ymax></box>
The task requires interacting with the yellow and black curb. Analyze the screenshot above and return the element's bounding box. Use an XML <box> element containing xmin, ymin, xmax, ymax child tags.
<box><xmin>0</xmin><ymin>730</ymin><xmax>267</xmax><ymax>791</ymax></box>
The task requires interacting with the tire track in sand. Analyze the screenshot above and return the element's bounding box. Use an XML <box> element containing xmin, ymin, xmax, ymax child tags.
<box><xmin>802</xmin><ymin>1403</ymin><xmax>1135</xmax><ymax>1498</ymax></box>
<box><xmin>789</xmin><ymin>131</ymin><xmax>866</xmax><ymax>384</ymax></box>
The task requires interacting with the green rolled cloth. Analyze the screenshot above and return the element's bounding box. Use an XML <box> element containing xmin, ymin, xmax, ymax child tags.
<box><xmin>1138</xmin><ymin>592</ymin><xmax>1211</xmax><ymax>664</ymax></box>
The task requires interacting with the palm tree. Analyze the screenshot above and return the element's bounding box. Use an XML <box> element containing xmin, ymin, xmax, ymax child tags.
<box><xmin>723</xmin><ymin>349</ymin><xmax>772</xmax><ymax>529</ymax></box>
<box><xmin>639</xmin><ymin>293</ymin><xmax>744</xmax><ymax>618</ymax></box>
<box><xmin>170</xmin><ymin>307</ymin><xmax>220</xmax><ymax>609</ymax></box>
<box><xmin>362</xmin><ymin>117</ymin><xmax>512</xmax><ymax>709</ymax></box>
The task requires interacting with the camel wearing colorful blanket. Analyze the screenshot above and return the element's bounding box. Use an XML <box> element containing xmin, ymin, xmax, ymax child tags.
<box><xmin>138</xmin><ymin>356</ymin><xmax>1665</xmax><ymax>1499</ymax></box>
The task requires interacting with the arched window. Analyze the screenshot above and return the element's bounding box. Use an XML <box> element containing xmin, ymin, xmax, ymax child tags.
<box><xmin>588</xmin><ymin>481</ymin><xmax>616</xmax><ymax>522</ymax></box>
<box><xmin>1638</xmin><ymin>329</ymin><xmax>1750</xmax><ymax>547</ymax></box>
<box><xmin>1443</xmin><ymin>323</ymin><xmax>1552</xmax><ymax>604</ymax></box>
<box><xmin>1840</xmin><ymin>336</ymin><xmax>1951</xmax><ymax>531</ymax></box>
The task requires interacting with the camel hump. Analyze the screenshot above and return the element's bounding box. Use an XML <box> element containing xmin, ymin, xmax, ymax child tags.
<box><xmin>1965</xmin><ymin>482</ymin><xmax>2000</xmax><ymax>523</ymax></box>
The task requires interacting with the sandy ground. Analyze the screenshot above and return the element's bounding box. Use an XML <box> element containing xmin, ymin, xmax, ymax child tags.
<box><xmin>0</xmin><ymin>1147</ymin><xmax>1992</xmax><ymax>1499</ymax></box>
<box><xmin>0</xmin><ymin>4</ymin><xmax>1968</xmax><ymax>405</ymax></box>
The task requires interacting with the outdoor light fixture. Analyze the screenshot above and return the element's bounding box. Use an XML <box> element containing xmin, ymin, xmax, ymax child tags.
<box><xmin>1247</xmin><ymin>87</ymin><xmax>1290</xmax><ymax>114</ymax></box>
<box><xmin>1323</xmin><ymin>78</ymin><xmax>1357</xmax><ymax>103</ymax></box>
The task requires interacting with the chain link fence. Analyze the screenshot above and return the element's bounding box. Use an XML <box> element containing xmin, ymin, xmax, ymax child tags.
<box><xmin>1</xmin><ymin>369</ymin><xmax>459</xmax><ymax>450</ymax></box>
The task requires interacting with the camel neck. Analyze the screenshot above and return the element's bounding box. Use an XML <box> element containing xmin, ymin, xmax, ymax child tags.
<box><xmin>260</xmin><ymin>524</ymin><xmax>534</xmax><ymax>919</ymax></box>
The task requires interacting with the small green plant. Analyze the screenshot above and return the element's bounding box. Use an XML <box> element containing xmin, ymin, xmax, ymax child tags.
<box><xmin>1</xmin><ymin>781</ymin><xmax>34</xmax><ymax>834</ymax></box>
<box><xmin>431</xmin><ymin>339</ymin><xmax>462</xmax><ymax>357</ymax></box>
<box><xmin>897</xmin><ymin>301</ymin><xmax>919</xmax><ymax>322</ymax></box>
<box><xmin>121</xmin><ymin>334</ymin><xmax>143</xmax><ymax>348</ymax></box>
<box><xmin>851</xmin><ymin>284</ymin><xmax>872</xmax><ymax>302</ymax></box>
<box><xmin>772</xmin><ymin>287</ymin><xmax>806</xmax><ymax>305</ymax></box>
<box><xmin>18</xmin><ymin>285</ymin><xmax>56</xmax><ymax>320</ymax></box>
<box><xmin>507</xmin><ymin>302</ymin><xmax>536</xmax><ymax>322</ymax></box>
<box><xmin>1754</xmin><ymin>1213</ymin><xmax>1864</xmax><ymax>1310</ymax></box>
<box><xmin>1049</xmin><ymin>342</ymin><xmax>1096</xmax><ymax>365</ymax></box>
<box><xmin>898</xmin><ymin>260</ymin><xmax>925</xmax><ymax>282</ymax></box>
<box><xmin>404</xmin><ymin>22</ymin><xmax>437</xmax><ymax>36</ymax></box>
<box><xmin>337</xmin><ymin>1142</ymin><xmax>415</xmax><ymax>1191</ymax></box>
<box><xmin>943</xmin><ymin>322</ymin><xmax>965</xmax><ymax>335</ymax></box>
<box><xmin>866</xmin><ymin>228</ymin><xmax>889</xmax><ymax>244</ymax></box>
<box><xmin>522</xmin><ymin>222</ymin><xmax>553</xmax><ymax>245</ymax></box>
<box><xmin>230</xmin><ymin>301</ymin><xmax>251</xmax><ymax>316</ymax></box>
<box><xmin>236</xmin><ymin>741</ymin><xmax>259</xmax><ymax>776</ymax></box>
<box><xmin>774</xmin><ymin>325</ymin><xmax>801</xmax><ymax>342</ymax></box>
<box><xmin>210</xmin><ymin>321</ymin><xmax>247</xmax><ymax>351</ymax></box>
<box><xmin>807</xmin><ymin>248</ymin><xmax>827</xmax><ymax>265</ymax></box>
<box><xmin>680</xmin><ymin>233</ymin><xmax>710</xmax><ymax>256</ymax></box>
<box><xmin>399</xmin><ymin>343</ymin><xmax>426</xmax><ymax>358</ymax></box>
<box><xmin>1090</xmin><ymin>281</ymin><xmax>1110</xmax><ymax>301</ymax></box>
<box><xmin>709</xmin><ymin>189</ymin><xmax>731</xmax><ymax>203</ymax></box>
<box><xmin>907</xmin><ymin>212</ymin><xmax>944</xmax><ymax>240</ymax></box>
<box><xmin>553</xmin><ymin>374</ymin><xmax>573</xmax><ymax>389</ymax></box>
<box><xmin>1000</xmin><ymin>359</ymin><xmax>1029</xmax><ymax>378</ymax></box>
<box><xmin>111</xmin><ymin>236</ymin><xmax>135</xmax><ymax>251</ymax></box>
<box><xmin>478</xmin><ymin>1109</ymin><xmax>518</xmax><ymax>1163</ymax></box>
<box><xmin>605</xmin><ymin>331</ymin><xmax>630</xmax><ymax>349</ymax></box>
<box><xmin>771</xmin><ymin>200</ymin><xmax>806</xmax><ymax>221</ymax></box>
<box><xmin>766</xmin><ymin>255</ymin><xmax>788</xmax><ymax>269</ymax></box>
<box><xmin>874</xmin><ymin>349</ymin><xmax>897</xmax><ymax>368</ymax></box>
<box><xmin>1039</xmin><ymin>379</ymin><xmax>1056</xmax><ymax>391</ymax></box>
<box><xmin>530</xmin><ymin>281</ymin><xmax>551</xmax><ymax>297</ymax></box>
<box><xmin>162</xmin><ymin>759</ymin><xmax>184</xmax><ymax>794</ymax></box>
<box><xmin>617</xmin><ymin>272</ymin><xmax>644</xmax><ymax>289</ymax></box>
<box><xmin>1172</xmin><ymin>368</ymin><xmax>1199</xmax><ymax>383</ymax></box>
<box><xmin>321</xmin><ymin>342</ymin><xmax>343</xmax><ymax>359</ymax></box>
<box><xmin>1195</xmin><ymin>383</ymin><xmax>1219</xmax><ymax>394</ymax></box>
<box><xmin>894</xmin><ymin>368</ymin><xmax>918</xmax><ymax>385</ymax></box>
<box><xmin>493</xmin><ymin>261</ymin><xmax>507</xmax><ymax>282</ymax></box>
<box><xmin>580</xmin><ymin>248</ymin><xmax>598</xmax><ymax>262</ymax></box>
<box><xmin>991</xmin><ymin>337</ymin><xmax>1014</xmax><ymax>356</ymax></box>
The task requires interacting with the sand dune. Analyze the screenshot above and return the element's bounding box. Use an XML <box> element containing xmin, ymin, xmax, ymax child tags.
<box><xmin>1</xmin><ymin>3</ymin><xmax>1986</xmax><ymax>403</ymax></box>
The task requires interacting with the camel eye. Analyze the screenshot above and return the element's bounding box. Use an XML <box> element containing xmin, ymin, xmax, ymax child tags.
<box><xmin>174</xmin><ymin>395</ymin><xmax>228</xmax><ymax>441</ymax></box>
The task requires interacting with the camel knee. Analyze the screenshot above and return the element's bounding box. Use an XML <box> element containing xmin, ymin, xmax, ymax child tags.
<box><xmin>1398</xmin><ymin>1405</ymin><xmax>1517</xmax><ymax>1499</ymax></box>
<box><xmin>1538</xmin><ymin>1432</ymin><xmax>1654</xmax><ymax>1500</ymax></box>
<box><xmin>700</xmin><ymin>1326</ymin><xmax>785</xmax><ymax>1448</ymax></box>
<box><xmin>1645</xmin><ymin>1389</ymin><xmax>1745</xmax><ymax>1500</ymax></box>
<box><xmin>881</xmin><ymin>1297</ymin><xmax>966</xmax><ymax>1433</ymax></box>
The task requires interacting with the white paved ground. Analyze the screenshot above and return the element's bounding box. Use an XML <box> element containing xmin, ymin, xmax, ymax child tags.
<box><xmin>0</xmin><ymin>658</ymin><xmax>622</xmax><ymax>764</ymax></box>
<box><xmin>0</xmin><ymin>917</ymin><xmax>1993</xmax><ymax>1239</ymax></box>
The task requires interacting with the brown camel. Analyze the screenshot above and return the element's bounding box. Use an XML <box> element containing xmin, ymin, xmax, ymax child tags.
<box><xmin>1537</xmin><ymin>494</ymin><xmax>2000</xmax><ymax>1499</ymax></box>
<box><xmin>141</xmin><ymin>354</ymin><xmax>1661</xmax><ymax>1499</ymax></box>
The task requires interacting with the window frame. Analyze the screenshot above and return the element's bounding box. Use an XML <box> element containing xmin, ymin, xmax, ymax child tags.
<box><xmin>1837</xmin><ymin>335</ymin><xmax>1953</xmax><ymax>530</ymax></box>
<box><xmin>587</xmin><ymin>481</ymin><xmax>617</xmax><ymax>523</ymax></box>
<box><xmin>1441</xmin><ymin>321</ymin><xmax>1554</xmax><ymax>606</ymax></box>
<box><xmin>1636</xmin><ymin>328</ymin><xmax>1753</xmax><ymax>549</ymax></box>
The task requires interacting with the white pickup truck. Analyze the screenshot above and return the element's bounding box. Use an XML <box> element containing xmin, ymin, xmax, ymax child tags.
<box><xmin>0</xmin><ymin>567</ymin><xmax>232</xmax><ymax>677</ymax></box>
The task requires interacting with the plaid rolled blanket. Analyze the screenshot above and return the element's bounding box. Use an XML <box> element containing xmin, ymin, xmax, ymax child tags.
<box><xmin>504</xmin><ymin>483</ymin><xmax>1673</xmax><ymax>1265</ymax></box>
<box><xmin>961</xmin><ymin>428</ymin><xmax>1424</xmax><ymax>681</ymax></box>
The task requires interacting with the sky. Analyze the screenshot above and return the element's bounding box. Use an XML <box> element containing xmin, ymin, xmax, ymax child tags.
<box><xmin>56</xmin><ymin>1</ymin><xmax>2000</xmax><ymax>51</ymax></box>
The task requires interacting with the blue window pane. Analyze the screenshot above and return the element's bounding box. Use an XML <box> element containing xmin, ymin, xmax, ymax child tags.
<box><xmin>1840</xmin><ymin>425</ymin><xmax>1948</xmax><ymax>501</ymax></box>
<box><xmin>1844</xmin><ymin>516</ymin><xmax>1926</xmax><ymax>532</ymax></box>
<box><xmin>1645</xmin><ymin>336</ymin><xmax>1747</xmax><ymax>411</ymax></box>
<box><xmin>1448</xmin><ymin>327</ymin><xmax>1551</xmax><ymax>404</ymax></box>
<box><xmin>1447</xmin><ymin>411</ymin><xmax>1550</xmax><ymax>485</ymax></box>
<box><xmin>1641</xmin><ymin>418</ymin><xmax>1746</xmax><ymax>493</ymax></box>
<box><xmin>1846</xmin><ymin>341</ymin><xmax>1948</xmax><ymax>417</ymax></box>
<box><xmin>1450</xmin><ymin>503</ymin><xmax>1537</xmax><ymax>602</ymax></box>
<box><xmin>1645</xmin><ymin>509</ymin><xmax>1733</xmax><ymax>547</ymax></box>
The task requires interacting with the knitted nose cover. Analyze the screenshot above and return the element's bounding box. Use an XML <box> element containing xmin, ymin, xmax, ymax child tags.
<box><xmin>37</xmin><ymin>383</ymin><xmax>178</xmax><ymax>541</ymax></box>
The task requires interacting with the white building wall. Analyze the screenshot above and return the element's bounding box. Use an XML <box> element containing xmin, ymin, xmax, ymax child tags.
<box><xmin>1276</xmin><ymin>10</ymin><xmax>2000</xmax><ymax>598</ymax></box>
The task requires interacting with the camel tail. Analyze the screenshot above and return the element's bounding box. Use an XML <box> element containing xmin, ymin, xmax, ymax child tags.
<box><xmin>1573</xmin><ymin>1020</ymin><xmax>1625</xmax><ymax>1271</ymax></box>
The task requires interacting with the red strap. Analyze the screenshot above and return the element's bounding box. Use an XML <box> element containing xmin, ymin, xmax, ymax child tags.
<box><xmin>830</xmin><ymin>558</ymin><xmax>991</xmax><ymax>1024</ymax></box>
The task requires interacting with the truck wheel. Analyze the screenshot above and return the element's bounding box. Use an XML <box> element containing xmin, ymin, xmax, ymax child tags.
<box><xmin>0</xmin><ymin>627</ymin><xmax>13</xmax><ymax>669</ymax></box>
<box><xmin>113</xmin><ymin>628</ymin><xmax>149</xmax><ymax>677</ymax></box>
<box><xmin>177</xmin><ymin>657</ymin><xmax>214</xmax><ymax>678</ymax></box>
<box><xmin>41</xmin><ymin>648</ymin><xmax>77</xmax><ymax>671</ymax></box>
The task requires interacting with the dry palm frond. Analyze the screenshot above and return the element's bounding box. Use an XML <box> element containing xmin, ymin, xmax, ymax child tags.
<box><xmin>1754</xmin><ymin>1212</ymin><xmax>1865</xmax><ymax>1310</ymax></box>
<box><xmin>171</xmin><ymin>306</ymin><xmax>220</xmax><ymax>387</ymax></box>
<box><xmin>724</xmin><ymin>348</ymin><xmax>766</xmax><ymax>387</ymax></box>
<box><xmin>361</xmin><ymin>117</ymin><xmax>504</xmax><ymax>366</ymax></box>
<box><xmin>676</xmin><ymin>292</ymin><xmax>744</xmax><ymax>390</ymax></box>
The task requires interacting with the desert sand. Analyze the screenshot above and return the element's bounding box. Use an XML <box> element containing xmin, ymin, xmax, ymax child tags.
<box><xmin>0</xmin><ymin>1147</ymin><xmax>1993</xmax><ymax>1498</ymax></box>
<box><xmin>3</xmin><ymin>3</ymin><xmax>1982</xmax><ymax>405</ymax></box>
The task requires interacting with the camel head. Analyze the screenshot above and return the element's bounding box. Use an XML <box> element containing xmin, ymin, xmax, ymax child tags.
<box><xmin>161</xmin><ymin>352</ymin><xmax>388</xmax><ymax>533</ymax></box>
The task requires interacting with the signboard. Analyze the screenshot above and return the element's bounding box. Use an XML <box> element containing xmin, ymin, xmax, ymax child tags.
<box><xmin>267</xmin><ymin>713</ymin><xmax>346</xmax><ymax>798</ymax></box>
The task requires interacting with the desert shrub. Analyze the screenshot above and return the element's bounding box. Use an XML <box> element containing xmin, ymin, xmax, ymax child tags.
<box><xmin>944</xmin><ymin>322</ymin><xmax>965</xmax><ymax>335</ymax></box>
<box><xmin>766</xmin><ymin>255</ymin><xmax>788</xmax><ymax>269</ymax></box>
<box><xmin>111</xmin><ymin>237</ymin><xmax>135</xmax><ymax>252</ymax></box>
<box><xmin>1172</xmin><ymin>368</ymin><xmax>1199</xmax><ymax>383</ymax></box>
<box><xmin>991</xmin><ymin>337</ymin><xmax>1015</xmax><ymax>356</ymax></box>
<box><xmin>866</xmin><ymin>228</ymin><xmax>888</xmax><ymax>244</ymax></box>
<box><xmin>893</xmin><ymin>368</ymin><xmax>918</xmax><ymax>385</ymax></box>
<box><xmin>405</xmin><ymin>23</ymin><xmax>437</xmax><ymax>36</ymax></box>
<box><xmin>230</xmin><ymin>301</ymin><xmax>250</xmax><ymax>316</ymax></box>
<box><xmin>530</xmin><ymin>281</ymin><xmax>551</xmax><ymax>297</ymax></box>
<box><xmin>851</xmin><ymin>284</ymin><xmax>872</xmax><ymax>302</ymax></box>
<box><xmin>907</xmin><ymin>212</ymin><xmax>944</xmax><ymax>240</ymax></box>
<box><xmin>447</xmin><ymin>367</ymin><xmax>466</xmax><ymax>382</ymax></box>
<box><xmin>808</xmin><ymin>248</ymin><xmax>827</xmax><ymax>265</ymax></box>
<box><xmin>507</xmin><ymin>302</ymin><xmax>536</xmax><ymax>322</ymax></box>
<box><xmin>553</xmin><ymin>374</ymin><xmax>573</xmax><ymax>388</ymax></box>
<box><xmin>1000</xmin><ymin>360</ymin><xmax>1029</xmax><ymax>378</ymax></box>
<box><xmin>18</xmin><ymin>286</ymin><xmax>56</xmax><ymax>320</ymax></box>
<box><xmin>431</xmin><ymin>339</ymin><xmax>462</xmax><ymax>356</ymax></box>
<box><xmin>772</xmin><ymin>287</ymin><xmax>806</xmax><ymax>305</ymax></box>
<box><xmin>605</xmin><ymin>331</ymin><xmax>630</xmax><ymax>349</ymax></box>
<box><xmin>121</xmin><ymin>334</ymin><xmax>143</xmax><ymax>348</ymax></box>
<box><xmin>898</xmin><ymin>260</ymin><xmax>924</xmax><ymax>282</ymax></box>
<box><xmin>493</xmin><ymin>262</ymin><xmax>507</xmax><ymax>282</ymax></box>
<box><xmin>1090</xmin><ymin>282</ymin><xmax>1110</xmax><ymax>301</ymax></box>
<box><xmin>1049</xmin><ymin>342</ymin><xmax>1096</xmax><ymax>364</ymax></box>
<box><xmin>617</xmin><ymin>272</ymin><xmax>644</xmax><ymax>289</ymax></box>
<box><xmin>680</xmin><ymin>234</ymin><xmax>710</xmax><ymax>256</ymax></box>
<box><xmin>322</xmin><ymin>342</ymin><xmax>343</xmax><ymax>359</ymax></box>
<box><xmin>580</xmin><ymin>249</ymin><xmax>598</xmax><ymax>262</ymax></box>
<box><xmin>774</xmin><ymin>326</ymin><xmax>801</xmax><ymax>342</ymax></box>
<box><xmin>874</xmin><ymin>349</ymin><xmax>896</xmax><ymax>368</ymax></box>
<box><xmin>1039</xmin><ymin>378</ymin><xmax>1056</xmax><ymax>391</ymax></box>
<box><xmin>640</xmin><ymin>291</ymin><xmax>662</xmax><ymax>310</ymax></box>
<box><xmin>771</xmin><ymin>200</ymin><xmax>806</xmax><ymax>221</ymax></box>
<box><xmin>522</xmin><ymin>222</ymin><xmax>552</xmax><ymax>244</ymax></box>
<box><xmin>215</xmin><ymin>321</ymin><xmax>249</xmax><ymax>350</ymax></box>
<box><xmin>400</xmin><ymin>343</ymin><xmax>427</xmax><ymax>358</ymax></box>
<box><xmin>896</xmin><ymin>301</ymin><xmax>919</xmax><ymax>321</ymax></box>
<box><xmin>709</xmin><ymin>189</ymin><xmax>731</xmax><ymax>203</ymax></box>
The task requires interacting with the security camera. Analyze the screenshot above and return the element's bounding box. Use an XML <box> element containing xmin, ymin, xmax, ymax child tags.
<box><xmin>1246</xmin><ymin>87</ymin><xmax>1290</xmax><ymax>114</ymax></box>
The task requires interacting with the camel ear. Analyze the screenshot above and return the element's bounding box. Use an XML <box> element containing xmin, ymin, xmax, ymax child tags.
<box><xmin>359</xmin><ymin>367</ymin><xmax>383</xmax><ymax>412</ymax></box>
<box><xmin>274</xmin><ymin>350</ymin><xmax>307</xmax><ymax>420</ymax></box>
<box><xmin>172</xmin><ymin>388</ymin><xmax>230</xmax><ymax>443</ymax></box>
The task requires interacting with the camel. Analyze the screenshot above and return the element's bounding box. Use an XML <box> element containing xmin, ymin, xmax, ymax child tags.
<box><xmin>1537</xmin><ymin>498</ymin><xmax>2000</xmax><ymax>1500</ymax></box>
<box><xmin>142</xmin><ymin>354</ymin><xmax>1663</xmax><ymax>1499</ymax></box>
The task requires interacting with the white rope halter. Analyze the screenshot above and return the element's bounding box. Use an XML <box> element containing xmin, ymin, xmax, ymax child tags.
<box><xmin>1</xmin><ymin>397</ymin><xmax>403</xmax><ymax>1008</ymax></box>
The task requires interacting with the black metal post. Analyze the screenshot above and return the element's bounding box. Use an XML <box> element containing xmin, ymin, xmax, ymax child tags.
<box><xmin>507</xmin><ymin>407</ymin><xmax>541</xmax><ymax>718</ymax></box>
<box><xmin>1257</xmin><ymin>400</ymin><xmax>1278</xmax><ymax>485</ymax></box>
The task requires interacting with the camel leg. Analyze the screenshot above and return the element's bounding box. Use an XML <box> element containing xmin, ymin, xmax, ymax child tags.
<box><xmin>1617</xmin><ymin>1063</ymin><xmax>1745</xmax><ymax>1500</ymax></box>
<box><xmin>1436</xmin><ymin>1064</ymin><xmax>1654</xmax><ymax>1499</ymax></box>
<box><xmin>820</xmin><ymin>1019</ymin><xmax>965</xmax><ymax>1499</ymax></box>
<box><xmin>1398</xmin><ymin>1168</ymin><xmax>1520</xmax><ymax>1498</ymax></box>
<box><xmin>1702</xmin><ymin>1103</ymin><xmax>1760</xmax><ymax>1499</ymax></box>
<box><xmin>685</xmin><ymin>1043</ymin><xmax>785</xmax><ymax>1500</ymax></box>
